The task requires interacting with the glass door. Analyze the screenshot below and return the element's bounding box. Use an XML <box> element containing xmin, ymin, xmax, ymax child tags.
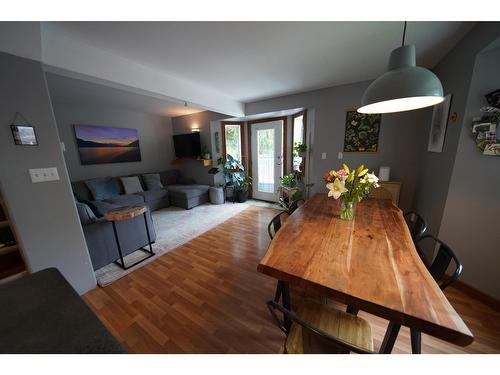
<box><xmin>251</xmin><ymin>120</ymin><xmax>283</xmax><ymax>202</ymax></box>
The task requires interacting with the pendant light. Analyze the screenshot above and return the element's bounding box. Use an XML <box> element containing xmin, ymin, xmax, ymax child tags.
<box><xmin>358</xmin><ymin>22</ymin><xmax>444</xmax><ymax>114</ymax></box>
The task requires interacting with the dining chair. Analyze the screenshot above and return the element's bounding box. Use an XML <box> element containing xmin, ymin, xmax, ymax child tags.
<box><xmin>267</xmin><ymin>211</ymin><xmax>290</xmax><ymax>240</ymax></box>
<box><xmin>382</xmin><ymin>235</ymin><xmax>463</xmax><ymax>354</ymax></box>
<box><xmin>404</xmin><ymin>211</ymin><xmax>427</xmax><ymax>242</ymax></box>
<box><xmin>288</xmin><ymin>199</ymin><xmax>305</xmax><ymax>215</ymax></box>
<box><xmin>267</xmin><ymin>211</ymin><xmax>290</xmax><ymax>305</ymax></box>
<box><xmin>368</xmin><ymin>186</ymin><xmax>393</xmax><ymax>201</ymax></box>
<box><xmin>267</xmin><ymin>300</ymin><xmax>375</xmax><ymax>354</ymax></box>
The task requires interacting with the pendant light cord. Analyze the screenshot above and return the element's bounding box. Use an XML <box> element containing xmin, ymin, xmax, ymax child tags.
<box><xmin>401</xmin><ymin>21</ymin><xmax>407</xmax><ymax>46</ymax></box>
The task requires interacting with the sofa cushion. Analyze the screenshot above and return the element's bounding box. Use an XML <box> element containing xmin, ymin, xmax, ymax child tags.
<box><xmin>136</xmin><ymin>189</ymin><xmax>168</xmax><ymax>203</ymax></box>
<box><xmin>85</xmin><ymin>177</ymin><xmax>121</xmax><ymax>201</ymax></box>
<box><xmin>104</xmin><ymin>194</ymin><xmax>145</xmax><ymax>206</ymax></box>
<box><xmin>72</xmin><ymin>181</ymin><xmax>93</xmax><ymax>202</ymax></box>
<box><xmin>89</xmin><ymin>200</ymin><xmax>121</xmax><ymax>215</ymax></box>
<box><xmin>159</xmin><ymin>170</ymin><xmax>179</xmax><ymax>186</ymax></box>
<box><xmin>120</xmin><ymin>176</ymin><xmax>144</xmax><ymax>195</ymax></box>
<box><xmin>142</xmin><ymin>173</ymin><xmax>163</xmax><ymax>191</ymax></box>
<box><xmin>166</xmin><ymin>184</ymin><xmax>210</xmax><ymax>200</ymax></box>
<box><xmin>75</xmin><ymin>201</ymin><xmax>97</xmax><ymax>225</ymax></box>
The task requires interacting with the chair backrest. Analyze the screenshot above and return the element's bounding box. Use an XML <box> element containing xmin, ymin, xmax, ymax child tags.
<box><xmin>268</xmin><ymin>211</ymin><xmax>290</xmax><ymax>239</ymax></box>
<box><xmin>266</xmin><ymin>301</ymin><xmax>374</xmax><ymax>354</ymax></box>
<box><xmin>288</xmin><ymin>199</ymin><xmax>305</xmax><ymax>214</ymax></box>
<box><xmin>404</xmin><ymin>211</ymin><xmax>427</xmax><ymax>242</ymax></box>
<box><xmin>416</xmin><ymin>235</ymin><xmax>463</xmax><ymax>290</ymax></box>
<box><xmin>368</xmin><ymin>186</ymin><xmax>393</xmax><ymax>201</ymax></box>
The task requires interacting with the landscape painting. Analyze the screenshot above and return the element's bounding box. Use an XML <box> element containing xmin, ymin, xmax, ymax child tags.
<box><xmin>343</xmin><ymin>110</ymin><xmax>381</xmax><ymax>152</ymax></box>
<box><xmin>74</xmin><ymin>124</ymin><xmax>141</xmax><ymax>165</ymax></box>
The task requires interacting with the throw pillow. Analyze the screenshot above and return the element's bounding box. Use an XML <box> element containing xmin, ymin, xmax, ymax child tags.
<box><xmin>75</xmin><ymin>201</ymin><xmax>97</xmax><ymax>225</ymax></box>
<box><xmin>142</xmin><ymin>173</ymin><xmax>163</xmax><ymax>191</ymax></box>
<box><xmin>85</xmin><ymin>177</ymin><xmax>121</xmax><ymax>201</ymax></box>
<box><xmin>120</xmin><ymin>176</ymin><xmax>144</xmax><ymax>194</ymax></box>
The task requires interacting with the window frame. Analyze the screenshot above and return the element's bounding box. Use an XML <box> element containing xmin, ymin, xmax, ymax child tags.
<box><xmin>221</xmin><ymin>121</ymin><xmax>245</xmax><ymax>163</ymax></box>
<box><xmin>291</xmin><ymin>110</ymin><xmax>307</xmax><ymax>175</ymax></box>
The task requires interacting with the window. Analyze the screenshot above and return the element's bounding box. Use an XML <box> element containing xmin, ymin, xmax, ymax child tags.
<box><xmin>291</xmin><ymin>110</ymin><xmax>307</xmax><ymax>174</ymax></box>
<box><xmin>221</xmin><ymin>122</ymin><xmax>244</xmax><ymax>162</ymax></box>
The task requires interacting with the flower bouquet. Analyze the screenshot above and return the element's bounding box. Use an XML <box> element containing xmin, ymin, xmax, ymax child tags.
<box><xmin>323</xmin><ymin>164</ymin><xmax>380</xmax><ymax>220</ymax></box>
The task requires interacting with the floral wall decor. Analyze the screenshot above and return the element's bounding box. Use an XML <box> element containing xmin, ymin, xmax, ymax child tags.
<box><xmin>343</xmin><ymin>111</ymin><xmax>381</xmax><ymax>152</ymax></box>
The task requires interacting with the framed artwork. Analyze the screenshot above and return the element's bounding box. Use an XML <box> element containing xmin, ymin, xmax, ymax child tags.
<box><xmin>343</xmin><ymin>111</ymin><xmax>381</xmax><ymax>152</ymax></box>
<box><xmin>428</xmin><ymin>94</ymin><xmax>452</xmax><ymax>153</ymax></box>
<box><xmin>11</xmin><ymin>125</ymin><xmax>38</xmax><ymax>146</ymax></box>
<box><xmin>74</xmin><ymin>124</ymin><xmax>141</xmax><ymax>165</ymax></box>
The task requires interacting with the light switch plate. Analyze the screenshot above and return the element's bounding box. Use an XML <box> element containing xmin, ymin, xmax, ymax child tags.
<box><xmin>338</xmin><ymin>152</ymin><xmax>343</xmax><ymax>159</ymax></box>
<box><xmin>29</xmin><ymin>167</ymin><xmax>60</xmax><ymax>183</ymax></box>
<box><xmin>321</xmin><ymin>152</ymin><xmax>327</xmax><ymax>160</ymax></box>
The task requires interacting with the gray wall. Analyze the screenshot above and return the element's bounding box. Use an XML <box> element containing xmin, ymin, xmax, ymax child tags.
<box><xmin>51</xmin><ymin>101</ymin><xmax>174</xmax><ymax>182</ymax></box>
<box><xmin>438</xmin><ymin>46</ymin><xmax>500</xmax><ymax>299</ymax></box>
<box><xmin>245</xmin><ymin>81</ymin><xmax>430</xmax><ymax>213</ymax></box>
<box><xmin>171</xmin><ymin>111</ymin><xmax>228</xmax><ymax>185</ymax></box>
<box><xmin>0</xmin><ymin>52</ymin><xmax>96</xmax><ymax>294</ymax></box>
<box><xmin>414</xmin><ymin>22</ymin><xmax>500</xmax><ymax>238</ymax></box>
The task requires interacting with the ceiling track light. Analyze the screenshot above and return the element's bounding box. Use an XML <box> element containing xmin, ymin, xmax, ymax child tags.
<box><xmin>358</xmin><ymin>21</ymin><xmax>444</xmax><ymax>114</ymax></box>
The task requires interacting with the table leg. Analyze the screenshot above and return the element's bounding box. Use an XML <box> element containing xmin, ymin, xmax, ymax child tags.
<box><xmin>281</xmin><ymin>281</ymin><xmax>292</xmax><ymax>333</ymax></box>
<box><xmin>143</xmin><ymin>212</ymin><xmax>154</xmax><ymax>254</ymax></box>
<box><xmin>380</xmin><ymin>322</ymin><xmax>401</xmax><ymax>354</ymax></box>
<box><xmin>410</xmin><ymin>329</ymin><xmax>422</xmax><ymax>354</ymax></box>
<box><xmin>111</xmin><ymin>221</ymin><xmax>126</xmax><ymax>269</ymax></box>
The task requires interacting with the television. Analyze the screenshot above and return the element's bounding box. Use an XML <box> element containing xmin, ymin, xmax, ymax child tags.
<box><xmin>172</xmin><ymin>132</ymin><xmax>201</xmax><ymax>158</ymax></box>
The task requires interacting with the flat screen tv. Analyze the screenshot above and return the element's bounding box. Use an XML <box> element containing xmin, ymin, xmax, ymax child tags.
<box><xmin>173</xmin><ymin>132</ymin><xmax>201</xmax><ymax>158</ymax></box>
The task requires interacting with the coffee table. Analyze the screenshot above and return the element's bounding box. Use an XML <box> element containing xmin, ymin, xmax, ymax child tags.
<box><xmin>104</xmin><ymin>205</ymin><xmax>154</xmax><ymax>270</ymax></box>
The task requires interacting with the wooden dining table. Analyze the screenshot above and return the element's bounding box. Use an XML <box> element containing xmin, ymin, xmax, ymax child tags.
<box><xmin>257</xmin><ymin>193</ymin><xmax>473</xmax><ymax>353</ymax></box>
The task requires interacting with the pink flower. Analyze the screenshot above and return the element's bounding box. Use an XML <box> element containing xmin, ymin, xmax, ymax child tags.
<box><xmin>336</xmin><ymin>169</ymin><xmax>348</xmax><ymax>177</ymax></box>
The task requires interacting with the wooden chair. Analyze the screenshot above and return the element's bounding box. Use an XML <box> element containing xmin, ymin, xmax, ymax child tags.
<box><xmin>288</xmin><ymin>199</ymin><xmax>305</xmax><ymax>215</ymax></box>
<box><xmin>267</xmin><ymin>300</ymin><xmax>374</xmax><ymax>354</ymax></box>
<box><xmin>404</xmin><ymin>211</ymin><xmax>427</xmax><ymax>242</ymax></box>
<box><xmin>267</xmin><ymin>211</ymin><xmax>290</xmax><ymax>239</ymax></box>
<box><xmin>368</xmin><ymin>186</ymin><xmax>393</xmax><ymax>200</ymax></box>
<box><xmin>384</xmin><ymin>235</ymin><xmax>463</xmax><ymax>354</ymax></box>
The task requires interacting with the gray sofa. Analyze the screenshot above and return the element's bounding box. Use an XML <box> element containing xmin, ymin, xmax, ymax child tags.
<box><xmin>73</xmin><ymin>170</ymin><xmax>210</xmax><ymax>270</ymax></box>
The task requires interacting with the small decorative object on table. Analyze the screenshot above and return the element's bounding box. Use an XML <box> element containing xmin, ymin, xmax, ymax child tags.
<box><xmin>323</xmin><ymin>164</ymin><xmax>379</xmax><ymax>221</ymax></box>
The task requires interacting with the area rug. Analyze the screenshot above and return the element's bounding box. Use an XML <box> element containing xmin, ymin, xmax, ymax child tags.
<box><xmin>95</xmin><ymin>202</ymin><xmax>249</xmax><ymax>286</ymax></box>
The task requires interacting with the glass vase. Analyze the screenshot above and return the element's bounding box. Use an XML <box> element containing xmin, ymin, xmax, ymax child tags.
<box><xmin>340</xmin><ymin>199</ymin><xmax>355</xmax><ymax>221</ymax></box>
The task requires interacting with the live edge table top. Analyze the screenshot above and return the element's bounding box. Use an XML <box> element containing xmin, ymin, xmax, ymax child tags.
<box><xmin>257</xmin><ymin>193</ymin><xmax>473</xmax><ymax>347</ymax></box>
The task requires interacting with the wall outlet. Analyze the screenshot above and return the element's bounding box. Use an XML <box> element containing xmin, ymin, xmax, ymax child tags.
<box><xmin>321</xmin><ymin>152</ymin><xmax>327</xmax><ymax>160</ymax></box>
<box><xmin>29</xmin><ymin>167</ymin><xmax>60</xmax><ymax>183</ymax></box>
<box><xmin>338</xmin><ymin>152</ymin><xmax>343</xmax><ymax>159</ymax></box>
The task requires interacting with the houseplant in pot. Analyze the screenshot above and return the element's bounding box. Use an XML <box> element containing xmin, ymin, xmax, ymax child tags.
<box><xmin>293</xmin><ymin>142</ymin><xmax>307</xmax><ymax>158</ymax></box>
<box><xmin>234</xmin><ymin>173</ymin><xmax>252</xmax><ymax>203</ymax></box>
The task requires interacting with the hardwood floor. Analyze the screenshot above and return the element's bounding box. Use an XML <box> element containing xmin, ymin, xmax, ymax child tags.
<box><xmin>84</xmin><ymin>205</ymin><xmax>500</xmax><ymax>354</ymax></box>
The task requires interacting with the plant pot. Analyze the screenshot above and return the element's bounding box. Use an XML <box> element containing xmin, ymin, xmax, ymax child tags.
<box><xmin>235</xmin><ymin>190</ymin><xmax>249</xmax><ymax>203</ymax></box>
<box><xmin>298</xmin><ymin>151</ymin><xmax>306</xmax><ymax>158</ymax></box>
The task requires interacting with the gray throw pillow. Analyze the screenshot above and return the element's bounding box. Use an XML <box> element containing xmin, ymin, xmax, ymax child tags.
<box><xmin>142</xmin><ymin>173</ymin><xmax>163</xmax><ymax>191</ymax></box>
<box><xmin>120</xmin><ymin>176</ymin><xmax>144</xmax><ymax>194</ymax></box>
<box><xmin>75</xmin><ymin>201</ymin><xmax>97</xmax><ymax>225</ymax></box>
<box><xmin>84</xmin><ymin>177</ymin><xmax>121</xmax><ymax>201</ymax></box>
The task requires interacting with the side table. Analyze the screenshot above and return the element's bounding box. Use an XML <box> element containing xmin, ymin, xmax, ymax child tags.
<box><xmin>104</xmin><ymin>205</ymin><xmax>154</xmax><ymax>270</ymax></box>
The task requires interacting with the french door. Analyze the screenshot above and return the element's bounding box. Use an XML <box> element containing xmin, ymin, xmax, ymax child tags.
<box><xmin>251</xmin><ymin>120</ymin><xmax>283</xmax><ymax>202</ymax></box>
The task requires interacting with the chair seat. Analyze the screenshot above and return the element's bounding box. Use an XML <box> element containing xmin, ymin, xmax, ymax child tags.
<box><xmin>285</xmin><ymin>301</ymin><xmax>374</xmax><ymax>354</ymax></box>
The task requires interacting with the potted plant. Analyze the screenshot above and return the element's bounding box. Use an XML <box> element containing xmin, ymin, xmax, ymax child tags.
<box><xmin>234</xmin><ymin>173</ymin><xmax>252</xmax><ymax>203</ymax></box>
<box><xmin>294</xmin><ymin>142</ymin><xmax>307</xmax><ymax>158</ymax></box>
<box><xmin>278</xmin><ymin>173</ymin><xmax>302</xmax><ymax>210</ymax></box>
<box><xmin>201</xmin><ymin>145</ymin><xmax>211</xmax><ymax>160</ymax></box>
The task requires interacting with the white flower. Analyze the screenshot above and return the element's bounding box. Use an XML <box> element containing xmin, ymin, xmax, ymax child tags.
<box><xmin>326</xmin><ymin>178</ymin><xmax>348</xmax><ymax>200</ymax></box>
<box><xmin>365</xmin><ymin>172</ymin><xmax>379</xmax><ymax>184</ymax></box>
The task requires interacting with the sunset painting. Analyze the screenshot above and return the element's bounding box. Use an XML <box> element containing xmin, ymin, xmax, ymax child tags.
<box><xmin>74</xmin><ymin>124</ymin><xmax>141</xmax><ymax>165</ymax></box>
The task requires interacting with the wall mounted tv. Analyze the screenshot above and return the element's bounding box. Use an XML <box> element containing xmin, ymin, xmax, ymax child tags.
<box><xmin>173</xmin><ymin>132</ymin><xmax>201</xmax><ymax>158</ymax></box>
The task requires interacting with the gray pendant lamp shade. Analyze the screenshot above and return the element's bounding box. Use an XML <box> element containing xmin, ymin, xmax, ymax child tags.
<box><xmin>358</xmin><ymin>44</ymin><xmax>444</xmax><ymax>114</ymax></box>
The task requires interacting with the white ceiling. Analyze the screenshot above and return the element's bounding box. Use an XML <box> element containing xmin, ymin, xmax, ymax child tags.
<box><xmin>46</xmin><ymin>21</ymin><xmax>475</xmax><ymax>103</ymax></box>
<box><xmin>46</xmin><ymin>72</ymin><xmax>205</xmax><ymax>117</ymax></box>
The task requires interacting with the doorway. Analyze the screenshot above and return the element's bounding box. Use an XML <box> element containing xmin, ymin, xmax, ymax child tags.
<box><xmin>249</xmin><ymin>119</ymin><xmax>285</xmax><ymax>202</ymax></box>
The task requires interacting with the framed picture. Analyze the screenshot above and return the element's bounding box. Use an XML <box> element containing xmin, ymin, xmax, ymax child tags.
<box><xmin>74</xmin><ymin>124</ymin><xmax>141</xmax><ymax>165</ymax></box>
<box><xmin>343</xmin><ymin>111</ymin><xmax>381</xmax><ymax>152</ymax></box>
<box><xmin>11</xmin><ymin>125</ymin><xmax>38</xmax><ymax>146</ymax></box>
<box><xmin>428</xmin><ymin>94</ymin><xmax>452</xmax><ymax>153</ymax></box>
